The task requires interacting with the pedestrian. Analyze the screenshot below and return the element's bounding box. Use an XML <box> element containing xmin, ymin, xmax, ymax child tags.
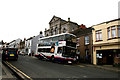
<box><xmin>86</xmin><ymin>55</ymin><xmax>89</xmax><ymax>63</ymax></box>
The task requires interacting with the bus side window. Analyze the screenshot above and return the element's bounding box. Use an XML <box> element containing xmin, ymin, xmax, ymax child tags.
<box><xmin>57</xmin><ymin>47</ymin><xmax>62</xmax><ymax>54</ymax></box>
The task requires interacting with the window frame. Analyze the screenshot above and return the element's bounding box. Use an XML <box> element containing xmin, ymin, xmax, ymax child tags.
<box><xmin>107</xmin><ymin>27</ymin><xmax>111</xmax><ymax>39</ymax></box>
<box><xmin>95</xmin><ymin>30</ymin><xmax>102</xmax><ymax>41</ymax></box>
<box><xmin>111</xmin><ymin>26</ymin><xmax>116</xmax><ymax>38</ymax></box>
<box><xmin>117</xmin><ymin>25</ymin><xmax>120</xmax><ymax>37</ymax></box>
<box><xmin>85</xmin><ymin>36</ymin><xmax>89</xmax><ymax>45</ymax></box>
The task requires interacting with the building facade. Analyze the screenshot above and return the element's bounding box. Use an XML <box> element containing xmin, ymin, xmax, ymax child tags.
<box><xmin>19</xmin><ymin>39</ymin><xmax>25</xmax><ymax>53</ymax></box>
<box><xmin>25</xmin><ymin>37</ymin><xmax>33</xmax><ymax>55</ymax></box>
<box><xmin>71</xmin><ymin>26</ymin><xmax>92</xmax><ymax>63</ymax></box>
<box><xmin>8</xmin><ymin>38</ymin><xmax>21</xmax><ymax>50</ymax></box>
<box><xmin>92</xmin><ymin>18</ymin><xmax>120</xmax><ymax>65</ymax></box>
<box><xmin>31</xmin><ymin>31</ymin><xmax>43</xmax><ymax>54</ymax></box>
<box><xmin>44</xmin><ymin>16</ymin><xmax>79</xmax><ymax>37</ymax></box>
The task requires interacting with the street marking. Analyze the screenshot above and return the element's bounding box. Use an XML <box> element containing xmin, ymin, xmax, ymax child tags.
<box><xmin>83</xmin><ymin>75</ymin><xmax>87</xmax><ymax>78</ymax></box>
<box><xmin>77</xmin><ymin>65</ymin><xmax>85</xmax><ymax>67</ymax></box>
<box><xmin>6</xmin><ymin>61</ymin><xmax>32</xmax><ymax>80</ymax></box>
<box><xmin>64</xmin><ymin>65</ymin><xmax>70</xmax><ymax>67</ymax></box>
<box><xmin>103</xmin><ymin>65</ymin><xmax>113</xmax><ymax>67</ymax></box>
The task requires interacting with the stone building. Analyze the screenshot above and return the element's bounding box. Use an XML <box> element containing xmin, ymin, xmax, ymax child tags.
<box><xmin>44</xmin><ymin>16</ymin><xmax>79</xmax><ymax>37</ymax></box>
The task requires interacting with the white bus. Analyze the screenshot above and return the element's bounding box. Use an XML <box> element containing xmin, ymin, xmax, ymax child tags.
<box><xmin>35</xmin><ymin>33</ymin><xmax>77</xmax><ymax>63</ymax></box>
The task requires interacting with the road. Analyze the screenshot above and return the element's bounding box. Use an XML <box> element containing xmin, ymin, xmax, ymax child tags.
<box><xmin>6</xmin><ymin>55</ymin><xmax>118</xmax><ymax>79</ymax></box>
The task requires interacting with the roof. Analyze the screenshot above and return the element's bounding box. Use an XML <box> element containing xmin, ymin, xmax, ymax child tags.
<box><xmin>26</xmin><ymin>37</ymin><xmax>34</xmax><ymax>41</ymax></box>
<box><xmin>49</xmin><ymin>15</ymin><xmax>79</xmax><ymax>26</ymax></box>
<box><xmin>71</xmin><ymin>27</ymin><xmax>92</xmax><ymax>37</ymax></box>
<box><xmin>91</xmin><ymin>18</ymin><xmax>120</xmax><ymax>27</ymax></box>
<box><xmin>49</xmin><ymin>15</ymin><xmax>61</xmax><ymax>24</ymax></box>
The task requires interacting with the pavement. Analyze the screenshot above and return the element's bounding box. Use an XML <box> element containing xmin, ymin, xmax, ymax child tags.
<box><xmin>1</xmin><ymin>62</ymin><xmax>17</xmax><ymax>80</ymax></box>
<box><xmin>77</xmin><ymin>63</ymin><xmax>120</xmax><ymax>72</ymax></box>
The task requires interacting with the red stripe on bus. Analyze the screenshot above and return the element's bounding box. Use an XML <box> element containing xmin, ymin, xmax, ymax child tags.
<box><xmin>54</xmin><ymin>57</ymin><xmax>65</xmax><ymax>59</ymax></box>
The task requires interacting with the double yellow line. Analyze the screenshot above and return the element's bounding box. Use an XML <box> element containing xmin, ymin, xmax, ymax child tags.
<box><xmin>6</xmin><ymin>61</ymin><xmax>32</xmax><ymax>80</ymax></box>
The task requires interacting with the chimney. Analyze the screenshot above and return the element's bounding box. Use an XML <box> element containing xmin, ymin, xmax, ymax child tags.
<box><xmin>40</xmin><ymin>31</ymin><xmax>43</xmax><ymax>34</ymax></box>
<box><xmin>24</xmin><ymin>38</ymin><xmax>26</xmax><ymax>41</ymax></box>
<box><xmin>80</xmin><ymin>24</ymin><xmax>86</xmax><ymax>29</ymax></box>
<box><xmin>45</xmin><ymin>28</ymin><xmax>47</xmax><ymax>31</ymax></box>
<box><xmin>68</xmin><ymin>17</ymin><xmax>70</xmax><ymax>22</ymax></box>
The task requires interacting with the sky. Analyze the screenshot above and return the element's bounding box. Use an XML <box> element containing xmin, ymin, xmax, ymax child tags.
<box><xmin>0</xmin><ymin>0</ymin><xmax>119</xmax><ymax>43</ymax></box>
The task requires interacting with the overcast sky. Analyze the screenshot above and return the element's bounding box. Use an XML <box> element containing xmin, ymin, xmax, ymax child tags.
<box><xmin>0</xmin><ymin>0</ymin><xmax>119</xmax><ymax>42</ymax></box>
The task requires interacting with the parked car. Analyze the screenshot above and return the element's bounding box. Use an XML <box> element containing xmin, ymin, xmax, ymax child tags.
<box><xmin>20</xmin><ymin>51</ymin><xmax>25</xmax><ymax>56</ymax></box>
<box><xmin>2</xmin><ymin>48</ymin><xmax>18</xmax><ymax>61</ymax></box>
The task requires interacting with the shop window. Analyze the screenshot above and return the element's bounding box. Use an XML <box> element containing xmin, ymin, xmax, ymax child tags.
<box><xmin>116</xmin><ymin>54</ymin><xmax>120</xmax><ymax>57</ymax></box>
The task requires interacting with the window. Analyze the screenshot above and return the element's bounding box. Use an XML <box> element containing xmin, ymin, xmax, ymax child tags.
<box><xmin>85</xmin><ymin>36</ymin><xmax>89</xmax><ymax>45</ymax></box>
<box><xmin>96</xmin><ymin>30</ymin><xmax>102</xmax><ymax>41</ymax></box>
<box><xmin>107</xmin><ymin>27</ymin><xmax>111</xmax><ymax>39</ymax></box>
<box><xmin>117</xmin><ymin>25</ymin><xmax>120</xmax><ymax>37</ymax></box>
<box><xmin>63</xmin><ymin>28</ymin><xmax>66</xmax><ymax>33</ymax></box>
<box><xmin>55</xmin><ymin>27</ymin><xmax>58</xmax><ymax>34</ymax></box>
<box><xmin>76</xmin><ymin>38</ymin><xmax>80</xmax><ymax>46</ymax></box>
<box><xmin>50</xmin><ymin>29</ymin><xmax>53</xmax><ymax>35</ymax></box>
<box><xmin>111</xmin><ymin>26</ymin><xmax>116</xmax><ymax>38</ymax></box>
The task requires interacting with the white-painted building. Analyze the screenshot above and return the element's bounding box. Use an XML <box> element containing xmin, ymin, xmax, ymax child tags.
<box><xmin>31</xmin><ymin>31</ymin><xmax>43</xmax><ymax>55</ymax></box>
<box><xmin>25</xmin><ymin>37</ymin><xmax>34</xmax><ymax>55</ymax></box>
<box><xmin>8</xmin><ymin>38</ymin><xmax>21</xmax><ymax>49</ymax></box>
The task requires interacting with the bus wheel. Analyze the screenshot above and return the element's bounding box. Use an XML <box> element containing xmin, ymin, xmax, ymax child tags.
<box><xmin>51</xmin><ymin>56</ymin><xmax>55</xmax><ymax>62</ymax></box>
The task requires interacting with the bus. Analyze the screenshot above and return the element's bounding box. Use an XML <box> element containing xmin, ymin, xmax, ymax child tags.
<box><xmin>2</xmin><ymin>48</ymin><xmax>18</xmax><ymax>61</ymax></box>
<box><xmin>35</xmin><ymin>33</ymin><xmax>77</xmax><ymax>64</ymax></box>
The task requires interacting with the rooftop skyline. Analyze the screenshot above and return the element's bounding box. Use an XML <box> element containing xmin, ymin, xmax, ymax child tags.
<box><xmin>0</xmin><ymin>0</ymin><xmax>119</xmax><ymax>42</ymax></box>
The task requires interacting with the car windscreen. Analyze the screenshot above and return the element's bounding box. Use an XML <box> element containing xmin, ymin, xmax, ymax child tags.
<box><xmin>3</xmin><ymin>48</ymin><xmax>18</xmax><ymax>53</ymax></box>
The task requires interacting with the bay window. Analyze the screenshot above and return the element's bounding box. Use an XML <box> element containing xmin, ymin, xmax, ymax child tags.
<box><xmin>111</xmin><ymin>26</ymin><xmax>116</xmax><ymax>38</ymax></box>
<box><xmin>96</xmin><ymin>30</ymin><xmax>102</xmax><ymax>41</ymax></box>
<box><xmin>117</xmin><ymin>25</ymin><xmax>120</xmax><ymax>37</ymax></box>
<box><xmin>107</xmin><ymin>27</ymin><xmax>111</xmax><ymax>39</ymax></box>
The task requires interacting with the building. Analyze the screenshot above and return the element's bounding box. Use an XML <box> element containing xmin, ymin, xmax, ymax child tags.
<box><xmin>44</xmin><ymin>16</ymin><xmax>79</xmax><ymax>37</ymax></box>
<box><xmin>25</xmin><ymin>37</ymin><xmax>34</xmax><ymax>55</ymax></box>
<box><xmin>19</xmin><ymin>39</ymin><xmax>25</xmax><ymax>53</ymax></box>
<box><xmin>92</xmin><ymin>18</ymin><xmax>120</xmax><ymax>65</ymax></box>
<box><xmin>71</xmin><ymin>25</ymin><xmax>92</xmax><ymax>63</ymax></box>
<box><xmin>0</xmin><ymin>40</ymin><xmax>4</xmax><ymax>49</ymax></box>
<box><xmin>8</xmin><ymin>38</ymin><xmax>21</xmax><ymax>49</ymax></box>
<box><xmin>31</xmin><ymin>31</ymin><xmax>43</xmax><ymax>54</ymax></box>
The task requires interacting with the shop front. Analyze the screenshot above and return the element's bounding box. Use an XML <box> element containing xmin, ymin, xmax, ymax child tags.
<box><xmin>96</xmin><ymin>49</ymin><xmax>120</xmax><ymax>65</ymax></box>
